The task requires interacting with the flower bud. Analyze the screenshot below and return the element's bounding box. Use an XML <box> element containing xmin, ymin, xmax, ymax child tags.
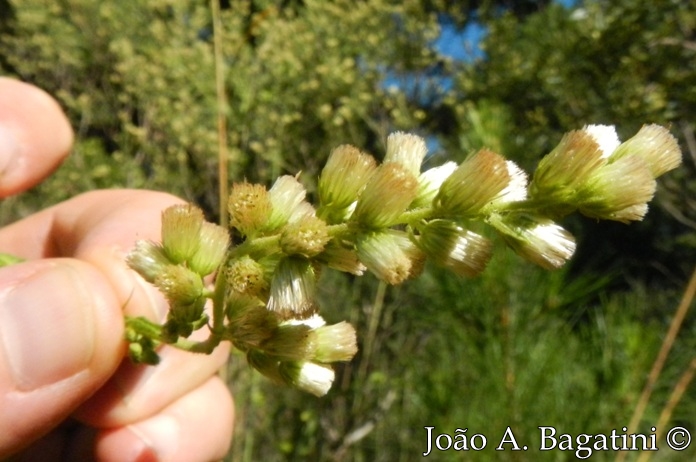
<box><xmin>247</xmin><ymin>349</ymin><xmax>284</xmax><ymax>384</ymax></box>
<box><xmin>267</xmin><ymin>257</ymin><xmax>318</xmax><ymax>319</ymax></box>
<box><xmin>356</xmin><ymin>230</ymin><xmax>425</xmax><ymax>285</ymax></box>
<box><xmin>577</xmin><ymin>155</ymin><xmax>656</xmax><ymax>223</ymax></box>
<box><xmin>188</xmin><ymin>222</ymin><xmax>230</xmax><ymax>276</ymax></box>
<box><xmin>318</xmin><ymin>144</ymin><xmax>377</xmax><ymax>214</ymax></box>
<box><xmin>126</xmin><ymin>240</ymin><xmax>171</xmax><ymax>283</ymax></box>
<box><xmin>353</xmin><ymin>163</ymin><xmax>419</xmax><ymax>228</ymax></box>
<box><xmin>610</xmin><ymin>124</ymin><xmax>682</xmax><ymax>178</ymax></box>
<box><xmin>279</xmin><ymin>361</ymin><xmax>335</xmax><ymax>397</ymax></box>
<box><xmin>161</xmin><ymin>204</ymin><xmax>204</xmax><ymax>263</ymax></box>
<box><xmin>317</xmin><ymin>241</ymin><xmax>367</xmax><ymax>276</ymax></box>
<box><xmin>154</xmin><ymin>264</ymin><xmax>205</xmax><ymax>306</ymax></box>
<box><xmin>281</xmin><ymin>215</ymin><xmax>331</xmax><ymax>257</ymax></box>
<box><xmin>267</xmin><ymin>175</ymin><xmax>307</xmax><ymax>230</ymax></box>
<box><xmin>226</xmin><ymin>294</ymin><xmax>277</xmax><ymax>350</ymax></box>
<box><xmin>484</xmin><ymin>160</ymin><xmax>528</xmax><ymax>211</ymax></box>
<box><xmin>434</xmin><ymin>149</ymin><xmax>511</xmax><ymax>217</ymax></box>
<box><xmin>261</xmin><ymin>323</ymin><xmax>315</xmax><ymax>361</ymax></box>
<box><xmin>583</xmin><ymin>124</ymin><xmax>620</xmax><ymax>158</ymax></box>
<box><xmin>313</xmin><ymin>321</ymin><xmax>358</xmax><ymax>363</ymax></box>
<box><xmin>531</xmin><ymin>130</ymin><xmax>606</xmax><ymax>200</ymax></box>
<box><xmin>411</xmin><ymin>161</ymin><xmax>457</xmax><ymax>209</ymax></box>
<box><xmin>490</xmin><ymin>214</ymin><xmax>576</xmax><ymax>269</ymax></box>
<box><xmin>416</xmin><ymin>220</ymin><xmax>492</xmax><ymax>277</ymax></box>
<box><xmin>226</xmin><ymin>255</ymin><xmax>268</xmax><ymax>297</ymax></box>
<box><xmin>228</xmin><ymin>182</ymin><xmax>272</xmax><ymax>237</ymax></box>
<box><xmin>384</xmin><ymin>132</ymin><xmax>427</xmax><ymax>177</ymax></box>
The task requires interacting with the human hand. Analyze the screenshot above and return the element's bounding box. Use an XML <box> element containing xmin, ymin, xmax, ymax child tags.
<box><xmin>0</xmin><ymin>77</ymin><xmax>233</xmax><ymax>461</ymax></box>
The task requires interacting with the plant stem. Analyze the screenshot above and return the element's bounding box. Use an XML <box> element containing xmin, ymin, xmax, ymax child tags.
<box><xmin>211</xmin><ymin>0</ymin><xmax>229</xmax><ymax>226</ymax></box>
<box><xmin>616</xmin><ymin>265</ymin><xmax>696</xmax><ymax>462</ymax></box>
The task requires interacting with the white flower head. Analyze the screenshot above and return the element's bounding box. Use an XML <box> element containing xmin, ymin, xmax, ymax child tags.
<box><xmin>485</xmin><ymin>160</ymin><xmax>528</xmax><ymax>210</ymax></box>
<box><xmin>384</xmin><ymin>132</ymin><xmax>428</xmax><ymax>177</ymax></box>
<box><xmin>491</xmin><ymin>215</ymin><xmax>576</xmax><ymax>270</ymax></box>
<box><xmin>583</xmin><ymin>124</ymin><xmax>620</xmax><ymax>159</ymax></box>
<box><xmin>412</xmin><ymin>161</ymin><xmax>457</xmax><ymax>208</ymax></box>
<box><xmin>280</xmin><ymin>361</ymin><xmax>335</xmax><ymax>397</ymax></box>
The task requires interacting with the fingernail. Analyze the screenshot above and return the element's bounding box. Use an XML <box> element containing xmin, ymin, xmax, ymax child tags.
<box><xmin>0</xmin><ymin>125</ymin><xmax>20</xmax><ymax>178</ymax></box>
<box><xmin>129</xmin><ymin>415</ymin><xmax>181</xmax><ymax>462</ymax></box>
<box><xmin>0</xmin><ymin>264</ymin><xmax>95</xmax><ymax>390</ymax></box>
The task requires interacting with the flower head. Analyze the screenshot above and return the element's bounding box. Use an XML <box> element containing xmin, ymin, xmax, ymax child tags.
<box><xmin>353</xmin><ymin>163</ymin><xmax>419</xmax><ymax>228</ymax></box>
<box><xmin>318</xmin><ymin>144</ymin><xmax>377</xmax><ymax>215</ymax></box>
<box><xmin>127</xmin><ymin>240</ymin><xmax>171</xmax><ymax>283</ymax></box>
<box><xmin>188</xmin><ymin>222</ymin><xmax>230</xmax><ymax>276</ymax></box>
<box><xmin>531</xmin><ymin>129</ymin><xmax>606</xmax><ymax>200</ymax></box>
<box><xmin>356</xmin><ymin>230</ymin><xmax>425</xmax><ymax>284</ymax></box>
<box><xmin>577</xmin><ymin>154</ymin><xmax>656</xmax><ymax>222</ymax></box>
<box><xmin>161</xmin><ymin>204</ymin><xmax>204</xmax><ymax>263</ymax></box>
<box><xmin>267</xmin><ymin>257</ymin><xmax>318</xmax><ymax>319</ymax></box>
<box><xmin>416</xmin><ymin>220</ymin><xmax>492</xmax><ymax>277</ymax></box>
<box><xmin>226</xmin><ymin>255</ymin><xmax>268</xmax><ymax>297</ymax></box>
<box><xmin>228</xmin><ymin>182</ymin><xmax>272</xmax><ymax>237</ymax></box>
<box><xmin>154</xmin><ymin>264</ymin><xmax>205</xmax><ymax>306</ymax></box>
<box><xmin>281</xmin><ymin>215</ymin><xmax>331</xmax><ymax>257</ymax></box>
<box><xmin>317</xmin><ymin>241</ymin><xmax>367</xmax><ymax>276</ymax></box>
<box><xmin>384</xmin><ymin>132</ymin><xmax>427</xmax><ymax>177</ymax></box>
<box><xmin>490</xmin><ymin>214</ymin><xmax>576</xmax><ymax>270</ymax></box>
<box><xmin>434</xmin><ymin>149</ymin><xmax>512</xmax><ymax>217</ymax></box>
<box><xmin>583</xmin><ymin>124</ymin><xmax>620</xmax><ymax>159</ymax></box>
<box><xmin>313</xmin><ymin>321</ymin><xmax>358</xmax><ymax>363</ymax></box>
<box><xmin>279</xmin><ymin>361</ymin><xmax>335</xmax><ymax>397</ymax></box>
<box><xmin>267</xmin><ymin>175</ymin><xmax>308</xmax><ymax>230</ymax></box>
<box><xmin>610</xmin><ymin>124</ymin><xmax>682</xmax><ymax>178</ymax></box>
<box><xmin>411</xmin><ymin>161</ymin><xmax>457</xmax><ymax>209</ymax></box>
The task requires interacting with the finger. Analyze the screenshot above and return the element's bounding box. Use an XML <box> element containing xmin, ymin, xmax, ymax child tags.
<box><xmin>0</xmin><ymin>77</ymin><xmax>73</xmax><ymax>198</ymax></box>
<box><xmin>74</xmin><ymin>335</ymin><xmax>230</xmax><ymax>428</ymax></box>
<box><xmin>93</xmin><ymin>377</ymin><xmax>234</xmax><ymax>462</ymax></box>
<box><xmin>1</xmin><ymin>189</ymin><xmax>231</xmax><ymax>427</ymax></box>
<box><xmin>0</xmin><ymin>189</ymin><xmax>185</xmax><ymax>320</ymax></box>
<box><xmin>11</xmin><ymin>377</ymin><xmax>234</xmax><ymax>462</ymax></box>
<box><xmin>0</xmin><ymin>259</ymin><xmax>124</xmax><ymax>457</ymax></box>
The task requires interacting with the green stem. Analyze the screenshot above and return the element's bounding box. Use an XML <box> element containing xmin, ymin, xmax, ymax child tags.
<box><xmin>0</xmin><ymin>253</ymin><xmax>25</xmax><ymax>267</ymax></box>
<box><xmin>230</xmin><ymin>234</ymin><xmax>281</xmax><ymax>258</ymax></box>
<box><xmin>210</xmin><ymin>266</ymin><xmax>228</xmax><ymax>335</ymax></box>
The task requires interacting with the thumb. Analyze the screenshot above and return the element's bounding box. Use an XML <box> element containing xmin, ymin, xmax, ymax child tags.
<box><xmin>0</xmin><ymin>77</ymin><xmax>73</xmax><ymax>198</ymax></box>
<box><xmin>0</xmin><ymin>259</ymin><xmax>124</xmax><ymax>456</ymax></box>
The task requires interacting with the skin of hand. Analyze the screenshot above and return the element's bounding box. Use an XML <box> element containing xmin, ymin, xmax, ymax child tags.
<box><xmin>0</xmin><ymin>77</ymin><xmax>234</xmax><ymax>461</ymax></box>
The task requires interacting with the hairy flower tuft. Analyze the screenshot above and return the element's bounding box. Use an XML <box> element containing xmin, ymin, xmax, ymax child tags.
<box><xmin>577</xmin><ymin>155</ymin><xmax>656</xmax><ymax>222</ymax></box>
<box><xmin>228</xmin><ymin>182</ymin><xmax>272</xmax><ymax>237</ymax></box>
<box><xmin>281</xmin><ymin>215</ymin><xmax>331</xmax><ymax>257</ymax></box>
<box><xmin>531</xmin><ymin>130</ymin><xmax>606</xmax><ymax>202</ymax></box>
<box><xmin>267</xmin><ymin>175</ymin><xmax>308</xmax><ymax>230</ymax></box>
<box><xmin>356</xmin><ymin>230</ymin><xmax>425</xmax><ymax>285</ymax></box>
<box><xmin>411</xmin><ymin>161</ymin><xmax>457</xmax><ymax>209</ymax></box>
<box><xmin>490</xmin><ymin>214</ymin><xmax>576</xmax><ymax>270</ymax></box>
<box><xmin>188</xmin><ymin>222</ymin><xmax>230</xmax><ymax>276</ymax></box>
<box><xmin>384</xmin><ymin>132</ymin><xmax>428</xmax><ymax>177</ymax></box>
<box><xmin>353</xmin><ymin>163</ymin><xmax>419</xmax><ymax>228</ymax></box>
<box><xmin>318</xmin><ymin>144</ymin><xmax>377</xmax><ymax>217</ymax></box>
<box><xmin>279</xmin><ymin>361</ymin><xmax>335</xmax><ymax>397</ymax></box>
<box><xmin>434</xmin><ymin>149</ymin><xmax>511</xmax><ymax>217</ymax></box>
<box><xmin>267</xmin><ymin>257</ymin><xmax>318</xmax><ymax>319</ymax></box>
<box><xmin>161</xmin><ymin>204</ymin><xmax>204</xmax><ymax>263</ymax></box>
<box><xmin>127</xmin><ymin>240</ymin><xmax>171</xmax><ymax>283</ymax></box>
<box><xmin>416</xmin><ymin>220</ymin><xmax>492</xmax><ymax>277</ymax></box>
<box><xmin>611</xmin><ymin>124</ymin><xmax>682</xmax><ymax>178</ymax></box>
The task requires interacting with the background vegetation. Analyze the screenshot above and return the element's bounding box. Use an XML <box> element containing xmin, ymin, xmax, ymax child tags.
<box><xmin>1</xmin><ymin>0</ymin><xmax>695</xmax><ymax>460</ymax></box>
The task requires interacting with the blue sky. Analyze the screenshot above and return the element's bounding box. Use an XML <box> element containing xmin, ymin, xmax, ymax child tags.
<box><xmin>433</xmin><ymin>0</ymin><xmax>578</xmax><ymax>62</ymax></box>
